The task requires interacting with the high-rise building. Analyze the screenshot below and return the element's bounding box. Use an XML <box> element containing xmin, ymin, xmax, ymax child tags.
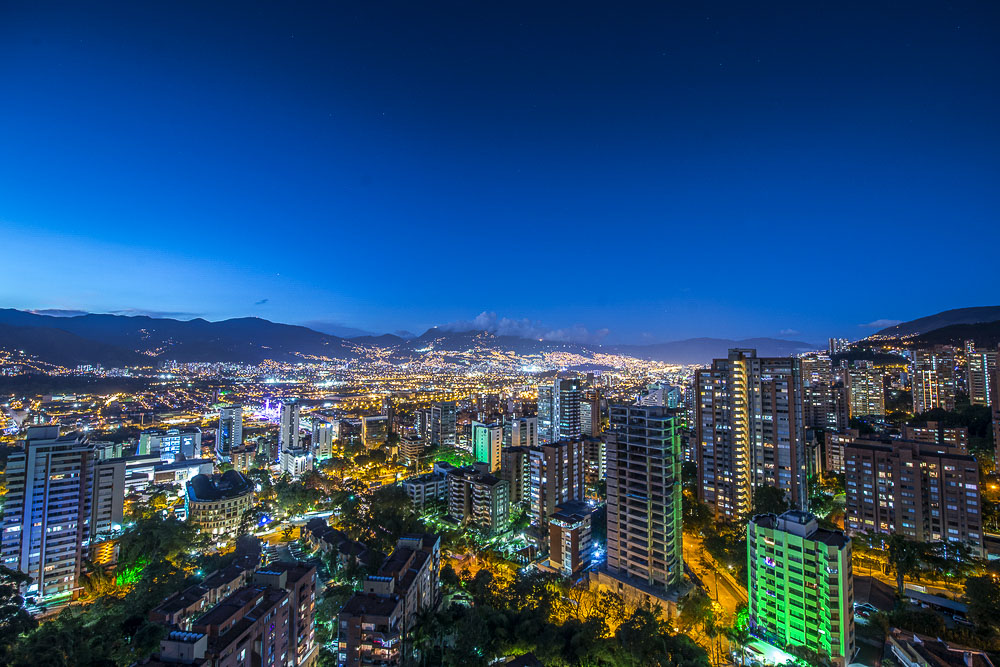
<box><xmin>547</xmin><ymin>500</ymin><xmax>593</xmax><ymax>576</ymax></box>
<box><xmin>901</xmin><ymin>422</ymin><xmax>968</xmax><ymax>452</ymax></box>
<box><xmin>554</xmin><ymin>378</ymin><xmax>582</xmax><ymax>441</ymax></box>
<box><xmin>605</xmin><ymin>405</ymin><xmax>684</xmax><ymax>593</ymax></box>
<box><xmin>582</xmin><ymin>436</ymin><xmax>606</xmax><ymax>485</ymax></box>
<box><xmin>216</xmin><ymin>405</ymin><xmax>243</xmax><ymax>461</ymax></box>
<box><xmin>966</xmin><ymin>341</ymin><xmax>997</xmax><ymax>407</ymax></box>
<box><xmin>438</xmin><ymin>401</ymin><xmax>457</xmax><ymax>447</ymax></box>
<box><xmin>278</xmin><ymin>401</ymin><xmax>301</xmax><ymax>461</ymax></box>
<box><xmin>748</xmin><ymin>511</ymin><xmax>854</xmax><ymax>667</ymax></box>
<box><xmin>312</xmin><ymin>418</ymin><xmax>336</xmax><ymax>460</ymax></box>
<box><xmin>912</xmin><ymin>346</ymin><xmax>957</xmax><ymax>413</ymax></box>
<box><xmin>537</xmin><ymin>384</ymin><xmax>554</xmax><ymax>444</ymax></box>
<box><xmin>509</xmin><ymin>416</ymin><xmax>538</xmax><ymax>449</ymax></box>
<box><xmin>580</xmin><ymin>389</ymin><xmax>602</xmax><ymax>436</ymax></box>
<box><xmin>471</xmin><ymin>422</ymin><xmax>503</xmax><ymax>472</ymax></box>
<box><xmin>846</xmin><ymin>363</ymin><xmax>885</xmax><ymax>418</ymax></box>
<box><xmin>695</xmin><ymin>349</ymin><xmax>807</xmax><ymax>521</ymax></box>
<box><xmin>801</xmin><ymin>354</ymin><xmax>839</xmax><ymax>430</ymax></box>
<box><xmin>185</xmin><ymin>471</ymin><xmax>255</xmax><ymax>538</ymax></box>
<box><xmin>1</xmin><ymin>426</ymin><xmax>123</xmax><ymax>603</ymax></box>
<box><xmin>825</xmin><ymin>429</ymin><xmax>859</xmax><ymax>475</ymax></box>
<box><xmin>528</xmin><ymin>439</ymin><xmax>585</xmax><ymax>528</ymax></box>
<box><xmin>280</xmin><ymin>447</ymin><xmax>314</xmax><ymax>478</ymax></box>
<box><xmin>499</xmin><ymin>446</ymin><xmax>531</xmax><ymax>505</ymax></box>
<box><xmin>844</xmin><ymin>437</ymin><xmax>983</xmax><ymax>555</ymax></box>
<box><xmin>828</xmin><ymin>338</ymin><xmax>850</xmax><ymax>355</ymax></box>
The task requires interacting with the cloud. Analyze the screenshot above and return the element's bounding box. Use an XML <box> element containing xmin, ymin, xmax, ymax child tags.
<box><xmin>107</xmin><ymin>308</ymin><xmax>201</xmax><ymax>319</ymax></box>
<box><xmin>859</xmin><ymin>318</ymin><xmax>902</xmax><ymax>329</ymax></box>
<box><xmin>779</xmin><ymin>328</ymin><xmax>800</xmax><ymax>336</ymax></box>
<box><xmin>439</xmin><ymin>311</ymin><xmax>610</xmax><ymax>344</ymax></box>
<box><xmin>29</xmin><ymin>308</ymin><xmax>89</xmax><ymax>317</ymax></box>
<box><xmin>255</xmin><ymin>298</ymin><xmax>269</xmax><ymax>306</ymax></box>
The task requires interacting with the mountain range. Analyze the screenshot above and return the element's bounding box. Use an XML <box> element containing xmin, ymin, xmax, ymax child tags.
<box><xmin>874</xmin><ymin>306</ymin><xmax>1000</xmax><ymax>337</ymax></box>
<box><xmin>0</xmin><ymin>308</ymin><xmax>822</xmax><ymax>367</ymax></box>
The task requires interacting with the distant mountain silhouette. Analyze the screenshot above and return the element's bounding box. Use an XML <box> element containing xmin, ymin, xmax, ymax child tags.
<box><xmin>611</xmin><ymin>337</ymin><xmax>821</xmax><ymax>364</ymax></box>
<box><xmin>0</xmin><ymin>309</ymin><xmax>357</xmax><ymax>365</ymax></box>
<box><xmin>906</xmin><ymin>320</ymin><xmax>1000</xmax><ymax>349</ymax></box>
<box><xmin>874</xmin><ymin>306</ymin><xmax>1000</xmax><ymax>338</ymax></box>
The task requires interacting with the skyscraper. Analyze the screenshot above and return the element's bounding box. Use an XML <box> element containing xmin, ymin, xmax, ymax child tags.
<box><xmin>553</xmin><ymin>378</ymin><xmax>582</xmax><ymax>441</ymax></box>
<box><xmin>537</xmin><ymin>384</ymin><xmax>554</xmax><ymax>444</ymax></box>
<box><xmin>216</xmin><ymin>405</ymin><xmax>243</xmax><ymax>461</ymax></box>
<box><xmin>509</xmin><ymin>416</ymin><xmax>538</xmax><ymax>449</ymax></box>
<box><xmin>471</xmin><ymin>422</ymin><xmax>503</xmax><ymax>472</ymax></box>
<box><xmin>278</xmin><ymin>400</ymin><xmax>301</xmax><ymax>461</ymax></box>
<box><xmin>845</xmin><ymin>363</ymin><xmax>885</xmax><ymax>417</ymax></box>
<box><xmin>965</xmin><ymin>340</ymin><xmax>997</xmax><ymax>407</ymax></box>
<box><xmin>1</xmin><ymin>426</ymin><xmax>123</xmax><ymax>603</ymax></box>
<box><xmin>912</xmin><ymin>346</ymin><xmax>957</xmax><ymax>413</ymax></box>
<box><xmin>580</xmin><ymin>388</ymin><xmax>602</xmax><ymax>436</ymax></box>
<box><xmin>695</xmin><ymin>349</ymin><xmax>807</xmax><ymax>521</ymax></box>
<box><xmin>748</xmin><ymin>511</ymin><xmax>854</xmax><ymax>667</ymax></box>
<box><xmin>312</xmin><ymin>417</ymin><xmax>336</xmax><ymax>460</ymax></box>
<box><xmin>800</xmin><ymin>354</ymin><xmax>839</xmax><ymax>430</ymax></box>
<box><xmin>605</xmin><ymin>405</ymin><xmax>684</xmax><ymax>593</ymax></box>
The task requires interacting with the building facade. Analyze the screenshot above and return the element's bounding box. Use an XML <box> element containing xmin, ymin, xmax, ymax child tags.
<box><xmin>748</xmin><ymin>510</ymin><xmax>854</xmax><ymax>667</ymax></box>
<box><xmin>912</xmin><ymin>346</ymin><xmax>957</xmax><ymax>414</ymax></box>
<box><xmin>846</xmin><ymin>363</ymin><xmax>885</xmax><ymax>418</ymax></box>
<box><xmin>605</xmin><ymin>405</ymin><xmax>684</xmax><ymax>592</ymax></box>
<box><xmin>216</xmin><ymin>405</ymin><xmax>243</xmax><ymax>461</ymax></box>
<box><xmin>185</xmin><ymin>471</ymin><xmax>255</xmax><ymax>537</ymax></box>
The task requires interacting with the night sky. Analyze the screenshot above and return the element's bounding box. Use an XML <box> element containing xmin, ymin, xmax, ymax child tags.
<box><xmin>1</xmin><ymin>1</ymin><xmax>998</xmax><ymax>344</ymax></box>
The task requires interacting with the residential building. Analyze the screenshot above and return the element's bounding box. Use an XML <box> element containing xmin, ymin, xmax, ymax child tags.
<box><xmin>846</xmin><ymin>362</ymin><xmax>885</xmax><ymax>418</ymax></box>
<box><xmin>528</xmin><ymin>439</ymin><xmax>585</xmax><ymax>527</ymax></box>
<box><xmin>446</xmin><ymin>467</ymin><xmax>510</xmax><ymax>535</ymax></box>
<box><xmin>554</xmin><ymin>378</ymin><xmax>583</xmax><ymax>441</ymax></box>
<box><xmin>825</xmin><ymin>429</ymin><xmax>860</xmax><ymax>475</ymax></box>
<box><xmin>801</xmin><ymin>354</ymin><xmax>840</xmax><ymax>430</ymax></box>
<box><xmin>748</xmin><ymin>510</ymin><xmax>854</xmax><ymax>667</ymax></box>
<box><xmin>185</xmin><ymin>471</ymin><xmax>255</xmax><ymax>537</ymax></box>
<box><xmin>439</xmin><ymin>401</ymin><xmax>457</xmax><ymax>447</ymax></box>
<box><xmin>695</xmin><ymin>349</ymin><xmax>807</xmax><ymax>521</ymax></box>
<box><xmin>401</xmin><ymin>462</ymin><xmax>455</xmax><ymax>509</ymax></box>
<box><xmin>472</xmin><ymin>421</ymin><xmax>503</xmax><ymax>472</ymax></box>
<box><xmin>280</xmin><ymin>446</ymin><xmax>314</xmax><ymax>478</ymax></box>
<box><xmin>537</xmin><ymin>383</ymin><xmax>554</xmax><ymax>444</ymax></box>
<box><xmin>398</xmin><ymin>435</ymin><xmax>424</xmax><ymax>468</ymax></box>
<box><xmin>912</xmin><ymin>346</ymin><xmax>957</xmax><ymax>413</ymax></box>
<box><xmin>581</xmin><ymin>388</ymin><xmax>602</xmax><ymax>435</ymax></box>
<box><xmin>887</xmin><ymin>628</ymin><xmax>997</xmax><ymax>667</ymax></box>
<box><xmin>509</xmin><ymin>416</ymin><xmax>538</xmax><ymax>449</ymax></box>
<box><xmin>844</xmin><ymin>438</ymin><xmax>983</xmax><ymax>555</ymax></box>
<box><xmin>582</xmin><ymin>436</ymin><xmax>606</xmax><ymax>486</ymax></box>
<box><xmin>254</xmin><ymin>563</ymin><xmax>319</xmax><ymax>666</ymax></box>
<box><xmin>336</xmin><ymin>535</ymin><xmax>440</xmax><ymax>667</ymax></box>
<box><xmin>1</xmin><ymin>426</ymin><xmax>106</xmax><ymax>602</ymax></box>
<box><xmin>500</xmin><ymin>446</ymin><xmax>531</xmax><ymax>505</ymax></box>
<box><xmin>901</xmin><ymin>422</ymin><xmax>969</xmax><ymax>453</ymax></box>
<box><xmin>278</xmin><ymin>400</ymin><xmax>301</xmax><ymax>461</ymax></box>
<box><xmin>547</xmin><ymin>500</ymin><xmax>593</xmax><ymax>576</ymax></box>
<box><xmin>966</xmin><ymin>341</ymin><xmax>997</xmax><ymax>407</ymax></box>
<box><xmin>605</xmin><ymin>405</ymin><xmax>684</xmax><ymax>593</ymax></box>
<box><xmin>216</xmin><ymin>405</ymin><xmax>243</xmax><ymax>461</ymax></box>
<box><xmin>312</xmin><ymin>418</ymin><xmax>336</xmax><ymax>460</ymax></box>
<box><xmin>362</xmin><ymin>415</ymin><xmax>389</xmax><ymax>448</ymax></box>
<box><xmin>829</xmin><ymin>338</ymin><xmax>850</xmax><ymax>355</ymax></box>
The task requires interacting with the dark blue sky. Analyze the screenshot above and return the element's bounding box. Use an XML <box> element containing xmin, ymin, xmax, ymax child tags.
<box><xmin>1</xmin><ymin>2</ymin><xmax>998</xmax><ymax>343</ymax></box>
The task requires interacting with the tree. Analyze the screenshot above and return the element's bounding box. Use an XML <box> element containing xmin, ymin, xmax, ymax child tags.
<box><xmin>964</xmin><ymin>575</ymin><xmax>1000</xmax><ymax>632</ymax></box>
<box><xmin>887</xmin><ymin>534</ymin><xmax>924</xmax><ymax>595</ymax></box>
<box><xmin>0</xmin><ymin>566</ymin><xmax>36</xmax><ymax>663</ymax></box>
<box><xmin>751</xmin><ymin>484</ymin><xmax>790</xmax><ymax>516</ymax></box>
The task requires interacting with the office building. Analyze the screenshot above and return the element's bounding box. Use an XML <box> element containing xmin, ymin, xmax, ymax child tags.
<box><xmin>0</xmin><ymin>426</ymin><xmax>118</xmax><ymax>603</ymax></box>
<box><xmin>748</xmin><ymin>511</ymin><xmax>854</xmax><ymax>667</ymax></box>
<box><xmin>139</xmin><ymin>427</ymin><xmax>202</xmax><ymax>463</ymax></box>
<box><xmin>844</xmin><ymin>438</ymin><xmax>983</xmax><ymax>555</ymax></box>
<box><xmin>312</xmin><ymin>418</ymin><xmax>336</xmax><ymax>460</ymax></box>
<box><xmin>846</xmin><ymin>363</ymin><xmax>885</xmax><ymax>417</ymax></box>
<box><xmin>547</xmin><ymin>500</ymin><xmax>593</xmax><ymax>576</ymax></box>
<box><xmin>216</xmin><ymin>405</ymin><xmax>243</xmax><ymax>461</ymax></box>
<box><xmin>605</xmin><ymin>405</ymin><xmax>684</xmax><ymax>593</ymax></box>
<box><xmin>336</xmin><ymin>535</ymin><xmax>440</xmax><ymax>667</ymax></box>
<box><xmin>185</xmin><ymin>471</ymin><xmax>254</xmax><ymax>538</ymax></box>
<box><xmin>912</xmin><ymin>346</ymin><xmax>957</xmax><ymax>413</ymax></box>
<box><xmin>695</xmin><ymin>349</ymin><xmax>807</xmax><ymax>521</ymax></box>
<box><xmin>966</xmin><ymin>341</ymin><xmax>997</xmax><ymax>407</ymax></box>
<box><xmin>278</xmin><ymin>400</ymin><xmax>301</xmax><ymax>462</ymax></box>
<box><xmin>528</xmin><ymin>439</ymin><xmax>585</xmax><ymax>527</ymax></box>
<box><xmin>446</xmin><ymin>467</ymin><xmax>510</xmax><ymax>535</ymax></box>
<box><xmin>471</xmin><ymin>422</ymin><xmax>503</xmax><ymax>472</ymax></box>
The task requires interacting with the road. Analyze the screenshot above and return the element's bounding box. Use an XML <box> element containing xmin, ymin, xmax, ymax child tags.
<box><xmin>683</xmin><ymin>532</ymin><xmax>746</xmax><ymax>622</ymax></box>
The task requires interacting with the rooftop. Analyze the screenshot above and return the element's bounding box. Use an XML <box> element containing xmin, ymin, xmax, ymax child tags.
<box><xmin>186</xmin><ymin>470</ymin><xmax>252</xmax><ymax>502</ymax></box>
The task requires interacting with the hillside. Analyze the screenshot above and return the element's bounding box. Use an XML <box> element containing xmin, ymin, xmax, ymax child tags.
<box><xmin>874</xmin><ymin>306</ymin><xmax>1000</xmax><ymax>338</ymax></box>
<box><xmin>907</xmin><ymin>320</ymin><xmax>1000</xmax><ymax>349</ymax></box>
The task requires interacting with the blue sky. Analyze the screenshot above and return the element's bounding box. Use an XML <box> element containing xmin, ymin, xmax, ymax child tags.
<box><xmin>1</xmin><ymin>1</ymin><xmax>998</xmax><ymax>343</ymax></box>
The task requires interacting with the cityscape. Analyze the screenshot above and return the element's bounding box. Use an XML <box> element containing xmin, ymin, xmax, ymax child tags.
<box><xmin>2</xmin><ymin>3</ymin><xmax>999</xmax><ymax>667</ymax></box>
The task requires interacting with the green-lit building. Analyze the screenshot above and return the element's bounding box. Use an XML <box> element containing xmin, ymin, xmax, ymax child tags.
<box><xmin>472</xmin><ymin>421</ymin><xmax>503</xmax><ymax>472</ymax></box>
<box><xmin>747</xmin><ymin>510</ymin><xmax>854</xmax><ymax>667</ymax></box>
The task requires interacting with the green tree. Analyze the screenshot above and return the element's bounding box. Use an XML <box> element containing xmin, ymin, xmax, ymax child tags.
<box><xmin>0</xmin><ymin>566</ymin><xmax>36</xmax><ymax>663</ymax></box>
<box><xmin>887</xmin><ymin>534</ymin><xmax>924</xmax><ymax>595</ymax></box>
<box><xmin>964</xmin><ymin>575</ymin><xmax>1000</xmax><ymax>632</ymax></box>
<box><xmin>751</xmin><ymin>484</ymin><xmax>790</xmax><ymax>516</ymax></box>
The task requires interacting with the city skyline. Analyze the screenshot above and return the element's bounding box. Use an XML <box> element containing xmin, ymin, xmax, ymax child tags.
<box><xmin>3</xmin><ymin>1</ymin><xmax>999</xmax><ymax>343</ymax></box>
